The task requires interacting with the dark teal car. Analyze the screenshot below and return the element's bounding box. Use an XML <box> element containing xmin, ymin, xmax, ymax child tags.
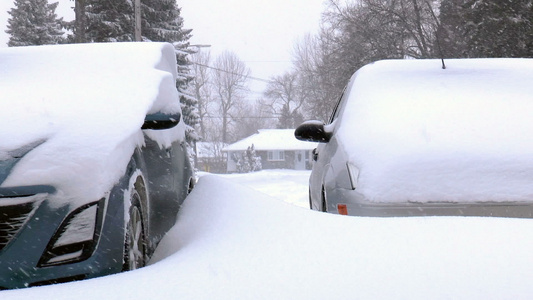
<box><xmin>0</xmin><ymin>43</ymin><xmax>194</xmax><ymax>289</ymax></box>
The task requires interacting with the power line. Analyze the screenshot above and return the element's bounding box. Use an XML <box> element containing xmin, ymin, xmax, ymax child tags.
<box><xmin>192</xmin><ymin>62</ymin><xmax>274</xmax><ymax>84</ymax></box>
<box><xmin>203</xmin><ymin>116</ymin><xmax>279</xmax><ymax>119</ymax></box>
<box><xmin>243</xmin><ymin>60</ymin><xmax>292</xmax><ymax>63</ymax></box>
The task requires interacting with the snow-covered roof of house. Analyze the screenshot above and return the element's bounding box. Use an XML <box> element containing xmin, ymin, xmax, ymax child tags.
<box><xmin>0</xmin><ymin>42</ymin><xmax>184</xmax><ymax>207</ymax></box>
<box><xmin>223</xmin><ymin>129</ymin><xmax>317</xmax><ymax>152</ymax></box>
<box><xmin>339</xmin><ymin>58</ymin><xmax>533</xmax><ymax>203</ymax></box>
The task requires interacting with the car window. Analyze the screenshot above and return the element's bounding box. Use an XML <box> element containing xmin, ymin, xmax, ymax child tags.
<box><xmin>328</xmin><ymin>75</ymin><xmax>356</xmax><ymax>125</ymax></box>
<box><xmin>328</xmin><ymin>86</ymin><xmax>347</xmax><ymax>124</ymax></box>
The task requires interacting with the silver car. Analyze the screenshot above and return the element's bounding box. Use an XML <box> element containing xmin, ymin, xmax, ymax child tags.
<box><xmin>296</xmin><ymin>58</ymin><xmax>533</xmax><ymax>217</ymax></box>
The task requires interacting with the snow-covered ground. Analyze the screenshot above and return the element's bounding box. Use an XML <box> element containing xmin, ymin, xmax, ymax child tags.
<box><xmin>209</xmin><ymin>169</ymin><xmax>311</xmax><ymax>208</ymax></box>
<box><xmin>3</xmin><ymin>169</ymin><xmax>533</xmax><ymax>299</ymax></box>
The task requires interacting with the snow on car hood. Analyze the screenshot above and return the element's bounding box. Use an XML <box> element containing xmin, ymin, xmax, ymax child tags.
<box><xmin>0</xmin><ymin>42</ymin><xmax>185</xmax><ymax>207</ymax></box>
<box><xmin>338</xmin><ymin>58</ymin><xmax>533</xmax><ymax>203</ymax></box>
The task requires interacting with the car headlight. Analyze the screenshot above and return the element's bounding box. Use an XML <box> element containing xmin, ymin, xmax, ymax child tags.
<box><xmin>38</xmin><ymin>198</ymin><xmax>105</xmax><ymax>267</ymax></box>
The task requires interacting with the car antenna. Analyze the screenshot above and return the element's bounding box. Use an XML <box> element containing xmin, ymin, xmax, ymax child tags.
<box><xmin>426</xmin><ymin>1</ymin><xmax>446</xmax><ymax>69</ymax></box>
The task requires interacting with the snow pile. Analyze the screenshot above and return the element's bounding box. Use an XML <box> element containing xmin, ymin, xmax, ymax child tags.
<box><xmin>213</xmin><ymin>169</ymin><xmax>311</xmax><ymax>207</ymax></box>
<box><xmin>2</xmin><ymin>173</ymin><xmax>533</xmax><ymax>299</ymax></box>
<box><xmin>339</xmin><ymin>58</ymin><xmax>533</xmax><ymax>203</ymax></box>
<box><xmin>0</xmin><ymin>42</ymin><xmax>184</xmax><ymax>206</ymax></box>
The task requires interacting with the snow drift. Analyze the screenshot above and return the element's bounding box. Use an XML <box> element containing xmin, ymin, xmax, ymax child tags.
<box><xmin>2</xmin><ymin>173</ymin><xmax>533</xmax><ymax>299</ymax></box>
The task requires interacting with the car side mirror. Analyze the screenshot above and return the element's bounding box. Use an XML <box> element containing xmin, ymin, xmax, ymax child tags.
<box><xmin>142</xmin><ymin>112</ymin><xmax>181</xmax><ymax>130</ymax></box>
<box><xmin>294</xmin><ymin>120</ymin><xmax>332</xmax><ymax>143</ymax></box>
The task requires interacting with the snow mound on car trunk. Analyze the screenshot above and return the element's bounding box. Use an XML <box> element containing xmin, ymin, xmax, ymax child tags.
<box><xmin>0</xmin><ymin>42</ymin><xmax>184</xmax><ymax>207</ymax></box>
<box><xmin>339</xmin><ymin>58</ymin><xmax>533</xmax><ymax>203</ymax></box>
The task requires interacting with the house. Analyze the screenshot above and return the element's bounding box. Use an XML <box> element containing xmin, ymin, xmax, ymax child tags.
<box><xmin>222</xmin><ymin>129</ymin><xmax>318</xmax><ymax>173</ymax></box>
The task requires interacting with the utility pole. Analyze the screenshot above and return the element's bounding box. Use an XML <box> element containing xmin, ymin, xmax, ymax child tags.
<box><xmin>74</xmin><ymin>0</ymin><xmax>86</xmax><ymax>43</ymax></box>
<box><xmin>134</xmin><ymin>0</ymin><xmax>142</xmax><ymax>41</ymax></box>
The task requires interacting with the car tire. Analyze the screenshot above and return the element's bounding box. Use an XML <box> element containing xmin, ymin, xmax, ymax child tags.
<box><xmin>188</xmin><ymin>177</ymin><xmax>195</xmax><ymax>195</ymax></box>
<box><xmin>321</xmin><ymin>186</ymin><xmax>327</xmax><ymax>212</ymax></box>
<box><xmin>308</xmin><ymin>188</ymin><xmax>313</xmax><ymax>210</ymax></box>
<box><xmin>123</xmin><ymin>187</ymin><xmax>146</xmax><ymax>271</ymax></box>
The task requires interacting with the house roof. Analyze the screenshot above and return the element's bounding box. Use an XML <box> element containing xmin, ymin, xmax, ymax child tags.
<box><xmin>223</xmin><ymin>129</ymin><xmax>317</xmax><ymax>152</ymax></box>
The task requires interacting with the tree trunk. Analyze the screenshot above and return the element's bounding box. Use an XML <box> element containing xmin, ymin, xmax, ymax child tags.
<box><xmin>75</xmin><ymin>0</ymin><xmax>86</xmax><ymax>43</ymax></box>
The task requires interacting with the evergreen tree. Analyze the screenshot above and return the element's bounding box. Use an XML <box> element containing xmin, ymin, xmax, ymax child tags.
<box><xmin>236</xmin><ymin>145</ymin><xmax>261</xmax><ymax>173</ymax></box>
<box><xmin>464</xmin><ymin>0</ymin><xmax>533</xmax><ymax>57</ymax></box>
<box><xmin>437</xmin><ymin>0</ymin><xmax>470</xmax><ymax>58</ymax></box>
<box><xmin>175</xmin><ymin>44</ymin><xmax>200</xmax><ymax>147</ymax></box>
<box><xmin>241</xmin><ymin>149</ymin><xmax>251</xmax><ymax>173</ymax></box>
<box><xmin>139</xmin><ymin>0</ymin><xmax>197</xmax><ymax>146</ymax></box>
<box><xmin>250</xmin><ymin>145</ymin><xmax>262</xmax><ymax>172</ymax></box>
<box><xmin>141</xmin><ymin>0</ymin><xmax>192</xmax><ymax>43</ymax></box>
<box><xmin>438</xmin><ymin>0</ymin><xmax>533</xmax><ymax>58</ymax></box>
<box><xmin>84</xmin><ymin>0</ymin><xmax>135</xmax><ymax>42</ymax></box>
<box><xmin>6</xmin><ymin>0</ymin><xmax>64</xmax><ymax>47</ymax></box>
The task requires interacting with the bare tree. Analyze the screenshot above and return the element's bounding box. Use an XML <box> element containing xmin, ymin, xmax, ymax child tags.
<box><xmin>233</xmin><ymin>101</ymin><xmax>275</xmax><ymax>140</ymax></box>
<box><xmin>293</xmin><ymin>32</ymin><xmax>345</xmax><ymax>121</ymax></box>
<box><xmin>261</xmin><ymin>72</ymin><xmax>305</xmax><ymax>128</ymax></box>
<box><xmin>292</xmin><ymin>0</ymin><xmax>441</xmax><ymax>122</ymax></box>
<box><xmin>191</xmin><ymin>50</ymin><xmax>212</xmax><ymax>140</ymax></box>
<box><xmin>211</xmin><ymin>51</ymin><xmax>251</xmax><ymax>143</ymax></box>
<box><xmin>438</xmin><ymin>0</ymin><xmax>533</xmax><ymax>58</ymax></box>
<box><xmin>360</xmin><ymin>0</ymin><xmax>440</xmax><ymax>58</ymax></box>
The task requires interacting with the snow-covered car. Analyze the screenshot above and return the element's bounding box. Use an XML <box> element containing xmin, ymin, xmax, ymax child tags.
<box><xmin>295</xmin><ymin>58</ymin><xmax>533</xmax><ymax>217</ymax></box>
<box><xmin>0</xmin><ymin>42</ymin><xmax>194</xmax><ymax>289</ymax></box>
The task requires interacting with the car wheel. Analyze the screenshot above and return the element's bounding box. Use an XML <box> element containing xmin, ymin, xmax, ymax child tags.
<box><xmin>321</xmin><ymin>186</ymin><xmax>327</xmax><ymax>212</ymax></box>
<box><xmin>123</xmin><ymin>188</ymin><xmax>146</xmax><ymax>271</ymax></box>
<box><xmin>188</xmin><ymin>178</ymin><xmax>195</xmax><ymax>195</ymax></box>
<box><xmin>308</xmin><ymin>188</ymin><xmax>313</xmax><ymax>210</ymax></box>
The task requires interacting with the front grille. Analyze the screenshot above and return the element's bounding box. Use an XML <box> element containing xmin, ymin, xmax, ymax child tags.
<box><xmin>0</xmin><ymin>202</ymin><xmax>35</xmax><ymax>251</ymax></box>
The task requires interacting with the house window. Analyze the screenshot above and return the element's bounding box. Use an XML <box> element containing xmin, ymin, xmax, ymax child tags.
<box><xmin>268</xmin><ymin>150</ymin><xmax>285</xmax><ymax>161</ymax></box>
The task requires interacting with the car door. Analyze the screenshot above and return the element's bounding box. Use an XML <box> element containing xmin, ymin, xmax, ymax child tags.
<box><xmin>308</xmin><ymin>73</ymin><xmax>359</xmax><ymax>212</ymax></box>
<box><xmin>308</xmin><ymin>85</ymin><xmax>350</xmax><ymax>211</ymax></box>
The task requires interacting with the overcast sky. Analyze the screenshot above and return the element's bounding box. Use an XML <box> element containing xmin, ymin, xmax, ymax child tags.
<box><xmin>0</xmin><ymin>0</ymin><xmax>325</xmax><ymax>94</ymax></box>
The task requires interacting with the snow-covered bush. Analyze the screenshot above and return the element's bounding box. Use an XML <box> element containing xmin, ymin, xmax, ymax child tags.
<box><xmin>236</xmin><ymin>144</ymin><xmax>262</xmax><ymax>173</ymax></box>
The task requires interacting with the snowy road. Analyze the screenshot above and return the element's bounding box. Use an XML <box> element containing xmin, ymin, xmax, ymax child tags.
<box><xmin>3</xmin><ymin>170</ymin><xmax>533</xmax><ymax>299</ymax></box>
<box><xmin>206</xmin><ymin>169</ymin><xmax>311</xmax><ymax>208</ymax></box>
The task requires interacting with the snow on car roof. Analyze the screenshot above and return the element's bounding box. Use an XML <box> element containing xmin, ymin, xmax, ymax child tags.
<box><xmin>338</xmin><ymin>58</ymin><xmax>533</xmax><ymax>203</ymax></box>
<box><xmin>0</xmin><ymin>42</ymin><xmax>184</xmax><ymax>207</ymax></box>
